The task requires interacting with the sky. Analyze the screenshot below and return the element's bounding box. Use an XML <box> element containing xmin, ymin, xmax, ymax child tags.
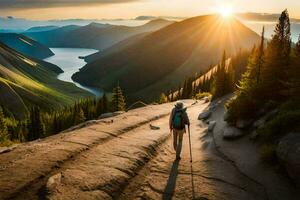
<box><xmin>0</xmin><ymin>0</ymin><xmax>299</xmax><ymax>20</ymax></box>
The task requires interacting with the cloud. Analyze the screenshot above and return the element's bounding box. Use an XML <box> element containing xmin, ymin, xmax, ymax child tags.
<box><xmin>0</xmin><ymin>0</ymin><xmax>139</xmax><ymax>9</ymax></box>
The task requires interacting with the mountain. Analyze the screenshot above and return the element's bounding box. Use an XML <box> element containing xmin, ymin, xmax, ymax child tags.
<box><xmin>72</xmin><ymin>15</ymin><xmax>260</xmax><ymax>102</ymax></box>
<box><xmin>84</xmin><ymin>32</ymin><xmax>149</xmax><ymax>63</ymax></box>
<box><xmin>24</xmin><ymin>19</ymin><xmax>173</xmax><ymax>50</ymax></box>
<box><xmin>0</xmin><ymin>42</ymin><xmax>92</xmax><ymax>119</ymax></box>
<box><xmin>0</xmin><ymin>33</ymin><xmax>54</xmax><ymax>59</ymax></box>
<box><xmin>24</xmin><ymin>25</ymin><xmax>81</xmax><ymax>48</ymax></box>
<box><xmin>25</xmin><ymin>26</ymin><xmax>59</xmax><ymax>33</ymax></box>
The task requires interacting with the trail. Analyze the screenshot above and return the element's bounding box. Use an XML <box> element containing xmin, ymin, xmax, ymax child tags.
<box><xmin>0</xmin><ymin>99</ymin><xmax>298</xmax><ymax>200</ymax></box>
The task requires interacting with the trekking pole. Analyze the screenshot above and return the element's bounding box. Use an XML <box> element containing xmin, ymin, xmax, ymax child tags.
<box><xmin>188</xmin><ymin>125</ymin><xmax>193</xmax><ymax>163</ymax></box>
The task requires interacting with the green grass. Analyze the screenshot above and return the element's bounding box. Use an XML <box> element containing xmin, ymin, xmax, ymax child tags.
<box><xmin>0</xmin><ymin>42</ymin><xmax>93</xmax><ymax>119</ymax></box>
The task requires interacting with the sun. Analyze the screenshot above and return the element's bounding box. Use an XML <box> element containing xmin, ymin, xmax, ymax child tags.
<box><xmin>218</xmin><ymin>6</ymin><xmax>233</xmax><ymax>18</ymax></box>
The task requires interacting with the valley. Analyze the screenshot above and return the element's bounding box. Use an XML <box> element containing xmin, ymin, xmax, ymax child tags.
<box><xmin>44</xmin><ymin>48</ymin><xmax>102</xmax><ymax>97</ymax></box>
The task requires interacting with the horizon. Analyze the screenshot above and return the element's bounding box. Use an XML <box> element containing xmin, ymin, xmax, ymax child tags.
<box><xmin>0</xmin><ymin>0</ymin><xmax>299</xmax><ymax>20</ymax></box>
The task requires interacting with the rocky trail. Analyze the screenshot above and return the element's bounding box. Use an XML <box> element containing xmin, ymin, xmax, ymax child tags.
<box><xmin>0</xmin><ymin>99</ymin><xmax>299</xmax><ymax>200</ymax></box>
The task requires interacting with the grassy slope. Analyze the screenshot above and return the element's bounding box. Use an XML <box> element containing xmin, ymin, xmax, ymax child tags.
<box><xmin>73</xmin><ymin>15</ymin><xmax>260</xmax><ymax>102</ymax></box>
<box><xmin>0</xmin><ymin>43</ymin><xmax>92</xmax><ymax>119</ymax></box>
<box><xmin>0</xmin><ymin>33</ymin><xmax>54</xmax><ymax>59</ymax></box>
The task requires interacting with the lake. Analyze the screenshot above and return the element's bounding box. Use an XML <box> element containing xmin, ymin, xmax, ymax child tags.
<box><xmin>44</xmin><ymin>48</ymin><xmax>102</xmax><ymax>97</ymax></box>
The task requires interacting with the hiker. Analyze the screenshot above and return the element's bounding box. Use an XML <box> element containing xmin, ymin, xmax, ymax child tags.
<box><xmin>169</xmin><ymin>101</ymin><xmax>190</xmax><ymax>160</ymax></box>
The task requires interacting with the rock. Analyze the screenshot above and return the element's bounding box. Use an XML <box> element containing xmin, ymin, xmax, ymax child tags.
<box><xmin>0</xmin><ymin>147</ymin><xmax>11</xmax><ymax>154</ymax></box>
<box><xmin>253</xmin><ymin>109</ymin><xmax>278</xmax><ymax>129</ymax></box>
<box><xmin>149</xmin><ymin>124</ymin><xmax>160</xmax><ymax>130</ymax></box>
<box><xmin>198</xmin><ymin>111</ymin><xmax>211</xmax><ymax>120</ymax></box>
<box><xmin>276</xmin><ymin>133</ymin><xmax>300</xmax><ymax>186</ymax></box>
<box><xmin>236</xmin><ymin>119</ymin><xmax>252</xmax><ymax>129</ymax></box>
<box><xmin>223</xmin><ymin>111</ymin><xmax>230</xmax><ymax>121</ymax></box>
<box><xmin>46</xmin><ymin>173</ymin><xmax>62</xmax><ymax>192</ymax></box>
<box><xmin>208</xmin><ymin>105</ymin><xmax>216</xmax><ymax>111</ymax></box>
<box><xmin>203</xmin><ymin>97</ymin><xmax>210</xmax><ymax>103</ymax></box>
<box><xmin>250</xmin><ymin>131</ymin><xmax>259</xmax><ymax>140</ymax></box>
<box><xmin>223</xmin><ymin>126</ymin><xmax>244</xmax><ymax>139</ymax></box>
<box><xmin>208</xmin><ymin>121</ymin><xmax>216</xmax><ymax>132</ymax></box>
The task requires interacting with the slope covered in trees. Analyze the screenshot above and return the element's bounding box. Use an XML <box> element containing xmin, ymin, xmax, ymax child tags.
<box><xmin>225</xmin><ymin>10</ymin><xmax>300</xmax><ymax>160</ymax></box>
<box><xmin>24</xmin><ymin>19</ymin><xmax>173</xmax><ymax>51</ymax></box>
<box><xmin>72</xmin><ymin>15</ymin><xmax>260</xmax><ymax>102</ymax></box>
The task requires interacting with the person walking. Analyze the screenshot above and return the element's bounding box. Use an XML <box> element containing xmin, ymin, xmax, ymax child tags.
<box><xmin>169</xmin><ymin>101</ymin><xmax>190</xmax><ymax>160</ymax></box>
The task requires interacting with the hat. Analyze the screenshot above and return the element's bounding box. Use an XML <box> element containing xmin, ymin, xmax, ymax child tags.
<box><xmin>175</xmin><ymin>101</ymin><xmax>184</xmax><ymax>109</ymax></box>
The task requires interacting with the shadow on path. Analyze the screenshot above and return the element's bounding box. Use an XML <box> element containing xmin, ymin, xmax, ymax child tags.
<box><xmin>163</xmin><ymin>159</ymin><xmax>180</xmax><ymax>200</ymax></box>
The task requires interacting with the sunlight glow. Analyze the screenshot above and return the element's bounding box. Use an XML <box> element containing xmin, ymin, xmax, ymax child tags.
<box><xmin>218</xmin><ymin>5</ymin><xmax>233</xmax><ymax>18</ymax></box>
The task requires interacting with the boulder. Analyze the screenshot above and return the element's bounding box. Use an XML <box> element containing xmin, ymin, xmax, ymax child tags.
<box><xmin>208</xmin><ymin>121</ymin><xmax>216</xmax><ymax>132</ymax></box>
<box><xmin>223</xmin><ymin>126</ymin><xmax>244</xmax><ymax>139</ymax></box>
<box><xmin>276</xmin><ymin>133</ymin><xmax>300</xmax><ymax>186</ymax></box>
<box><xmin>253</xmin><ymin>109</ymin><xmax>278</xmax><ymax>129</ymax></box>
<box><xmin>223</xmin><ymin>111</ymin><xmax>230</xmax><ymax>121</ymax></box>
<box><xmin>47</xmin><ymin>173</ymin><xmax>62</xmax><ymax>192</ymax></box>
<box><xmin>198</xmin><ymin>111</ymin><xmax>211</xmax><ymax>120</ymax></box>
<box><xmin>250</xmin><ymin>131</ymin><xmax>259</xmax><ymax>140</ymax></box>
<box><xmin>236</xmin><ymin>119</ymin><xmax>252</xmax><ymax>129</ymax></box>
<box><xmin>203</xmin><ymin>97</ymin><xmax>210</xmax><ymax>103</ymax></box>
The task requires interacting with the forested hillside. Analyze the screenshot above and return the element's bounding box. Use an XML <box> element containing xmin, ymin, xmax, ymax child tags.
<box><xmin>72</xmin><ymin>15</ymin><xmax>260</xmax><ymax>102</ymax></box>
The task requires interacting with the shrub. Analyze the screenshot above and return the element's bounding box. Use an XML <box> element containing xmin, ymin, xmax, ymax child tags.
<box><xmin>194</xmin><ymin>92</ymin><xmax>212</xmax><ymax>100</ymax></box>
<box><xmin>258</xmin><ymin>109</ymin><xmax>300</xmax><ymax>142</ymax></box>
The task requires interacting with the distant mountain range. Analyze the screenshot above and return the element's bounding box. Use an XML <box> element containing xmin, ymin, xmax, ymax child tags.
<box><xmin>24</xmin><ymin>19</ymin><xmax>173</xmax><ymax>50</ymax></box>
<box><xmin>0</xmin><ymin>42</ymin><xmax>91</xmax><ymax>119</ymax></box>
<box><xmin>0</xmin><ymin>33</ymin><xmax>54</xmax><ymax>59</ymax></box>
<box><xmin>72</xmin><ymin>15</ymin><xmax>260</xmax><ymax>102</ymax></box>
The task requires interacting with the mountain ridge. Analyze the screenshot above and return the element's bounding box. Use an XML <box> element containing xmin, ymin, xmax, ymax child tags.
<box><xmin>72</xmin><ymin>15</ymin><xmax>260</xmax><ymax>102</ymax></box>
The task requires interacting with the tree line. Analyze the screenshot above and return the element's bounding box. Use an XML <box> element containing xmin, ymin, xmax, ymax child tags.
<box><xmin>159</xmin><ymin>48</ymin><xmax>251</xmax><ymax>103</ymax></box>
<box><xmin>226</xmin><ymin>9</ymin><xmax>300</xmax><ymax>145</ymax></box>
<box><xmin>0</xmin><ymin>85</ymin><xmax>126</xmax><ymax>145</ymax></box>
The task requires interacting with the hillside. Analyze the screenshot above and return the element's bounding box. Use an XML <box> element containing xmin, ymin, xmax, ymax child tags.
<box><xmin>72</xmin><ymin>15</ymin><xmax>260</xmax><ymax>102</ymax></box>
<box><xmin>0</xmin><ymin>33</ymin><xmax>54</xmax><ymax>59</ymax></box>
<box><xmin>24</xmin><ymin>19</ymin><xmax>173</xmax><ymax>50</ymax></box>
<box><xmin>0</xmin><ymin>42</ymin><xmax>92</xmax><ymax>119</ymax></box>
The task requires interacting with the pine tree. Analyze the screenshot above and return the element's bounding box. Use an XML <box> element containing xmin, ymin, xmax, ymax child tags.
<box><xmin>292</xmin><ymin>35</ymin><xmax>300</xmax><ymax>97</ymax></box>
<box><xmin>212</xmin><ymin>51</ymin><xmax>227</xmax><ymax>98</ymax></box>
<box><xmin>261</xmin><ymin>9</ymin><xmax>291</xmax><ymax>100</ymax></box>
<box><xmin>0</xmin><ymin>106</ymin><xmax>8</xmax><ymax>143</ymax></box>
<box><xmin>159</xmin><ymin>93</ymin><xmax>168</xmax><ymax>104</ymax></box>
<box><xmin>112</xmin><ymin>85</ymin><xmax>126</xmax><ymax>111</ymax></box>
<box><xmin>27</xmin><ymin>107</ymin><xmax>45</xmax><ymax>141</ymax></box>
<box><xmin>74</xmin><ymin>108</ymin><xmax>86</xmax><ymax>125</ymax></box>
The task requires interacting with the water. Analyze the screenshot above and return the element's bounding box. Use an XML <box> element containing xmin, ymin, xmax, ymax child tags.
<box><xmin>44</xmin><ymin>48</ymin><xmax>102</xmax><ymax>97</ymax></box>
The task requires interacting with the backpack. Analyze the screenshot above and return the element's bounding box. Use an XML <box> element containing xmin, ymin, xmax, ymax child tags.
<box><xmin>173</xmin><ymin>110</ymin><xmax>185</xmax><ymax>130</ymax></box>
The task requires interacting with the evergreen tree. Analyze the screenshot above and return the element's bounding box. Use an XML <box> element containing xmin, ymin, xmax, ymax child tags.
<box><xmin>0</xmin><ymin>106</ymin><xmax>8</xmax><ymax>143</ymax></box>
<box><xmin>74</xmin><ymin>108</ymin><xmax>86</xmax><ymax>125</ymax></box>
<box><xmin>212</xmin><ymin>51</ymin><xmax>227</xmax><ymax>98</ymax></box>
<box><xmin>112</xmin><ymin>85</ymin><xmax>126</xmax><ymax>111</ymax></box>
<box><xmin>292</xmin><ymin>35</ymin><xmax>300</xmax><ymax>97</ymax></box>
<box><xmin>256</xmin><ymin>26</ymin><xmax>265</xmax><ymax>83</ymax></box>
<box><xmin>27</xmin><ymin>107</ymin><xmax>45</xmax><ymax>141</ymax></box>
<box><xmin>261</xmin><ymin>9</ymin><xmax>291</xmax><ymax>100</ymax></box>
<box><xmin>159</xmin><ymin>93</ymin><xmax>168</xmax><ymax>104</ymax></box>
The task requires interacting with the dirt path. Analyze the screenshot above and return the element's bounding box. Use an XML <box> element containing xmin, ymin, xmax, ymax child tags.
<box><xmin>1</xmin><ymin>98</ymin><xmax>298</xmax><ymax>200</ymax></box>
<box><xmin>118</xmin><ymin>100</ymin><xmax>265</xmax><ymax>200</ymax></box>
<box><xmin>0</xmin><ymin>101</ymin><xmax>192</xmax><ymax>200</ymax></box>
